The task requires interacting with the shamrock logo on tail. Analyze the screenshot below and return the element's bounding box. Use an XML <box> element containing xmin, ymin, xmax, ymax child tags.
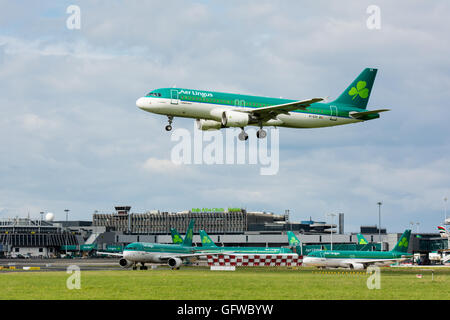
<box><xmin>399</xmin><ymin>237</ymin><xmax>408</xmax><ymax>248</ymax></box>
<box><xmin>173</xmin><ymin>235</ymin><xmax>182</xmax><ymax>243</ymax></box>
<box><xmin>202</xmin><ymin>236</ymin><xmax>211</xmax><ymax>244</ymax></box>
<box><xmin>348</xmin><ymin>81</ymin><xmax>370</xmax><ymax>100</ymax></box>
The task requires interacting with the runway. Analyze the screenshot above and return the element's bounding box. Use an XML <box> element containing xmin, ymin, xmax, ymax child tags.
<box><xmin>0</xmin><ymin>258</ymin><xmax>121</xmax><ymax>272</ymax></box>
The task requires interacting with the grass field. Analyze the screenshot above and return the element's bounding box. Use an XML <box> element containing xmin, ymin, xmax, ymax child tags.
<box><xmin>0</xmin><ymin>267</ymin><xmax>449</xmax><ymax>300</ymax></box>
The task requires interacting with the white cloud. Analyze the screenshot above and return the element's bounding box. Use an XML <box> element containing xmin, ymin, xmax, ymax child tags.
<box><xmin>0</xmin><ymin>1</ymin><xmax>449</xmax><ymax>232</ymax></box>
<box><xmin>141</xmin><ymin>157</ymin><xmax>183</xmax><ymax>174</ymax></box>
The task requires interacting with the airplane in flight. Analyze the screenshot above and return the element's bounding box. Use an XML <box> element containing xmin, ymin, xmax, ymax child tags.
<box><xmin>98</xmin><ymin>219</ymin><xmax>210</xmax><ymax>270</ymax></box>
<box><xmin>302</xmin><ymin>230</ymin><xmax>412</xmax><ymax>269</ymax></box>
<box><xmin>136</xmin><ymin>68</ymin><xmax>388</xmax><ymax>140</ymax></box>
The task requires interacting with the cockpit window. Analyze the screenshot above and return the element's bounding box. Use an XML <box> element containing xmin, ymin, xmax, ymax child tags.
<box><xmin>147</xmin><ymin>92</ymin><xmax>161</xmax><ymax>97</ymax></box>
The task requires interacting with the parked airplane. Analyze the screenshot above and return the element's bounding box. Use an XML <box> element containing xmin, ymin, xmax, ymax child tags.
<box><xmin>356</xmin><ymin>233</ymin><xmax>369</xmax><ymax>245</ymax></box>
<box><xmin>98</xmin><ymin>219</ymin><xmax>208</xmax><ymax>270</ymax></box>
<box><xmin>170</xmin><ymin>228</ymin><xmax>184</xmax><ymax>244</ymax></box>
<box><xmin>197</xmin><ymin>229</ymin><xmax>294</xmax><ymax>254</ymax></box>
<box><xmin>302</xmin><ymin>230</ymin><xmax>412</xmax><ymax>269</ymax></box>
<box><xmin>136</xmin><ymin>68</ymin><xmax>388</xmax><ymax>140</ymax></box>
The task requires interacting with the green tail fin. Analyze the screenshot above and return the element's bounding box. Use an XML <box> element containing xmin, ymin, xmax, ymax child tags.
<box><xmin>199</xmin><ymin>230</ymin><xmax>217</xmax><ymax>248</ymax></box>
<box><xmin>287</xmin><ymin>231</ymin><xmax>301</xmax><ymax>247</ymax></box>
<box><xmin>182</xmin><ymin>219</ymin><xmax>195</xmax><ymax>247</ymax></box>
<box><xmin>332</xmin><ymin>68</ymin><xmax>377</xmax><ymax>109</ymax></box>
<box><xmin>170</xmin><ymin>228</ymin><xmax>183</xmax><ymax>244</ymax></box>
<box><xmin>391</xmin><ymin>230</ymin><xmax>411</xmax><ymax>253</ymax></box>
<box><xmin>356</xmin><ymin>233</ymin><xmax>369</xmax><ymax>245</ymax></box>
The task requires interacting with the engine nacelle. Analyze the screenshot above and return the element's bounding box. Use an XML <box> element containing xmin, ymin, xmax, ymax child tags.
<box><xmin>167</xmin><ymin>257</ymin><xmax>183</xmax><ymax>269</ymax></box>
<box><xmin>119</xmin><ymin>258</ymin><xmax>133</xmax><ymax>269</ymax></box>
<box><xmin>196</xmin><ymin>119</ymin><xmax>221</xmax><ymax>131</ymax></box>
<box><xmin>348</xmin><ymin>263</ymin><xmax>365</xmax><ymax>270</ymax></box>
<box><xmin>221</xmin><ymin>110</ymin><xmax>249</xmax><ymax>127</ymax></box>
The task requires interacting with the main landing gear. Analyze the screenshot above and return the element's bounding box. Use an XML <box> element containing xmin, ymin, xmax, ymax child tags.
<box><xmin>238</xmin><ymin>128</ymin><xmax>248</xmax><ymax>141</ymax></box>
<box><xmin>238</xmin><ymin>127</ymin><xmax>268</xmax><ymax>141</ymax></box>
<box><xmin>256</xmin><ymin>128</ymin><xmax>267</xmax><ymax>139</ymax></box>
<box><xmin>165</xmin><ymin>116</ymin><xmax>174</xmax><ymax>131</ymax></box>
<box><xmin>139</xmin><ymin>263</ymin><xmax>148</xmax><ymax>270</ymax></box>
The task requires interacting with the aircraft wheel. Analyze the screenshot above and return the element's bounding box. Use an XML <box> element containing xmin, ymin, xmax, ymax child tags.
<box><xmin>256</xmin><ymin>129</ymin><xmax>267</xmax><ymax>139</ymax></box>
<box><xmin>165</xmin><ymin>125</ymin><xmax>172</xmax><ymax>131</ymax></box>
<box><xmin>238</xmin><ymin>131</ymin><xmax>248</xmax><ymax>141</ymax></box>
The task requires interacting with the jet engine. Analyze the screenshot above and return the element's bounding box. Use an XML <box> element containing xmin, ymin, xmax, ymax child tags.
<box><xmin>348</xmin><ymin>263</ymin><xmax>365</xmax><ymax>270</ymax></box>
<box><xmin>221</xmin><ymin>111</ymin><xmax>249</xmax><ymax>127</ymax></box>
<box><xmin>168</xmin><ymin>257</ymin><xmax>183</xmax><ymax>269</ymax></box>
<box><xmin>119</xmin><ymin>258</ymin><xmax>133</xmax><ymax>269</ymax></box>
<box><xmin>196</xmin><ymin>119</ymin><xmax>221</xmax><ymax>131</ymax></box>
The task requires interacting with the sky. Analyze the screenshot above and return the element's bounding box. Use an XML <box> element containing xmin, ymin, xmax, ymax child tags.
<box><xmin>0</xmin><ymin>0</ymin><xmax>449</xmax><ymax>233</ymax></box>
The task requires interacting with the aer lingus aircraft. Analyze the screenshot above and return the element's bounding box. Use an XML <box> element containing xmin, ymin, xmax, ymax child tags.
<box><xmin>136</xmin><ymin>68</ymin><xmax>388</xmax><ymax>140</ymax></box>
<box><xmin>356</xmin><ymin>233</ymin><xmax>369</xmax><ymax>245</ymax></box>
<box><xmin>98</xmin><ymin>219</ymin><xmax>211</xmax><ymax>269</ymax></box>
<box><xmin>197</xmin><ymin>230</ymin><xmax>294</xmax><ymax>254</ymax></box>
<box><xmin>302</xmin><ymin>230</ymin><xmax>412</xmax><ymax>270</ymax></box>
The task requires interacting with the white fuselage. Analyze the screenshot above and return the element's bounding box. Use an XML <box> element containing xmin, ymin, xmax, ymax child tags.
<box><xmin>123</xmin><ymin>250</ymin><xmax>166</xmax><ymax>263</ymax></box>
<box><xmin>302</xmin><ymin>256</ymin><xmax>402</xmax><ymax>268</ymax></box>
<box><xmin>136</xmin><ymin>97</ymin><xmax>361</xmax><ymax>129</ymax></box>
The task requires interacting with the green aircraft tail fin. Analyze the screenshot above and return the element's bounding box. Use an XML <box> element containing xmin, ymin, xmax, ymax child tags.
<box><xmin>170</xmin><ymin>228</ymin><xmax>183</xmax><ymax>244</ymax></box>
<box><xmin>182</xmin><ymin>219</ymin><xmax>195</xmax><ymax>247</ymax></box>
<box><xmin>332</xmin><ymin>68</ymin><xmax>377</xmax><ymax>109</ymax></box>
<box><xmin>287</xmin><ymin>231</ymin><xmax>301</xmax><ymax>247</ymax></box>
<box><xmin>199</xmin><ymin>230</ymin><xmax>218</xmax><ymax>248</ymax></box>
<box><xmin>356</xmin><ymin>233</ymin><xmax>369</xmax><ymax>245</ymax></box>
<box><xmin>392</xmin><ymin>230</ymin><xmax>411</xmax><ymax>253</ymax></box>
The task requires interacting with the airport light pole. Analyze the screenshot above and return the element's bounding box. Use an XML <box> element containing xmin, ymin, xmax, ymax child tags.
<box><xmin>327</xmin><ymin>213</ymin><xmax>337</xmax><ymax>251</ymax></box>
<box><xmin>377</xmin><ymin>202</ymin><xmax>382</xmax><ymax>251</ymax></box>
<box><xmin>64</xmin><ymin>209</ymin><xmax>69</xmax><ymax>256</ymax></box>
<box><xmin>444</xmin><ymin>197</ymin><xmax>448</xmax><ymax>224</ymax></box>
<box><xmin>39</xmin><ymin>211</ymin><xmax>44</xmax><ymax>234</ymax></box>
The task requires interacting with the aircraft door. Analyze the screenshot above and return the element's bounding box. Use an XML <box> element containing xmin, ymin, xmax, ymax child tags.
<box><xmin>330</xmin><ymin>105</ymin><xmax>338</xmax><ymax>121</ymax></box>
<box><xmin>171</xmin><ymin>89</ymin><xmax>179</xmax><ymax>105</ymax></box>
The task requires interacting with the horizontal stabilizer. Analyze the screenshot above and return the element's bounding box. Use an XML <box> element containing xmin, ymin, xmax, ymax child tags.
<box><xmin>349</xmin><ymin>109</ymin><xmax>390</xmax><ymax>119</ymax></box>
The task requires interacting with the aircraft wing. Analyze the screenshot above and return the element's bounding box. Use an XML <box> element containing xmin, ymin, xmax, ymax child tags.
<box><xmin>96</xmin><ymin>252</ymin><xmax>123</xmax><ymax>257</ymax></box>
<box><xmin>342</xmin><ymin>257</ymin><xmax>409</xmax><ymax>268</ymax></box>
<box><xmin>245</xmin><ymin>98</ymin><xmax>324</xmax><ymax>121</ymax></box>
<box><xmin>159</xmin><ymin>252</ymin><xmax>220</xmax><ymax>260</ymax></box>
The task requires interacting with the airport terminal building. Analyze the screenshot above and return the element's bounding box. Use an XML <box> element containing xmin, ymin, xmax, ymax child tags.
<box><xmin>1</xmin><ymin>206</ymin><xmax>448</xmax><ymax>264</ymax></box>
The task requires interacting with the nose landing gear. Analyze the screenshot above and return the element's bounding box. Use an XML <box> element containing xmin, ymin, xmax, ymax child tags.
<box><xmin>165</xmin><ymin>116</ymin><xmax>174</xmax><ymax>131</ymax></box>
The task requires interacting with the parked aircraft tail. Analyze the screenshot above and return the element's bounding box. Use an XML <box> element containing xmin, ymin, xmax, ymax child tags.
<box><xmin>199</xmin><ymin>230</ymin><xmax>218</xmax><ymax>248</ymax></box>
<box><xmin>182</xmin><ymin>219</ymin><xmax>195</xmax><ymax>247</ymax></box>
<box><xmin>356</xmin><ymin>233</ymin><xmax>369</xmax><ymax>245</ymax></box>
<box><xmin>391</xmin><ymin>230</ymin><xmax>411</xmax><ymax>253</ymax></box>
<box><xmin>170</xmin><ymin>228</ymin><xmax>183</xmax><ymax>244</ymax></box>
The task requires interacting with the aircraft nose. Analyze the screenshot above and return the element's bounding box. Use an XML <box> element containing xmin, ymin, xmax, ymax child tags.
<box><xmin>136</xmin><ymin>97</ymin><xmax>150</xmax><ymax>110</ymax></box>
